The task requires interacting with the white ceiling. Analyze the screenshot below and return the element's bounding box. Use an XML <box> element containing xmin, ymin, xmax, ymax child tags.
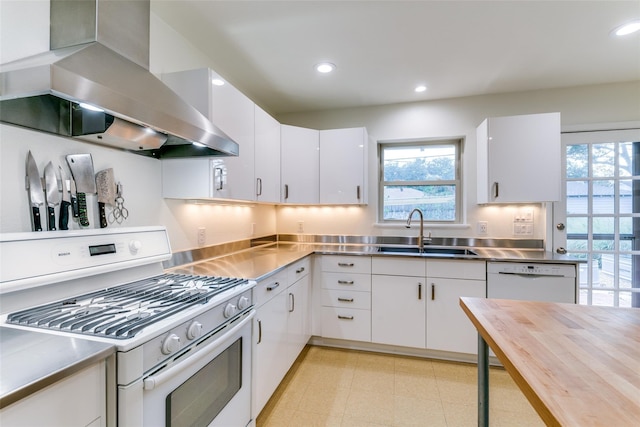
<box><xmin>152</xmin><ymin>0</ymin><xmax>640</xmax><ymax>115</ymax></box>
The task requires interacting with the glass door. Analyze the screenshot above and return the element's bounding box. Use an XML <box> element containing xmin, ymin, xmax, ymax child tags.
<box><xmin>557</xmin><ymin>128</ymin><xmax>640</xmax><ymax>307</ymax></box>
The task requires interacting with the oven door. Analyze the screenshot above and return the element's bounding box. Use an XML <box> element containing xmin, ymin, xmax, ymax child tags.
<box><xmin>131</xmin><ymin>310</ymin><xmax>254</xmax><ymax>427</ymax></box>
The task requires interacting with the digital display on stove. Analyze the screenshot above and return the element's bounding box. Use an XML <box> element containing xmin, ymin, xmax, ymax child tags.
<box><xmin>89</xmin><ymin>243</ymin><xmax>116</xmax><ymax>256</ymax></box>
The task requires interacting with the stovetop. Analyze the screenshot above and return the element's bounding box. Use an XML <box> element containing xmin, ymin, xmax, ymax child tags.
<box><xmin>6</xmin><ymin>273</ymin><xmax>249</xmax><ymax>340</ymax></box>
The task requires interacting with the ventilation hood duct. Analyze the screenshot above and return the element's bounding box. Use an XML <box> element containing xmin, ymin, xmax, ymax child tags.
<box><xmin>0</xmin><ymin>0</ymin><xmax>238</xmax><ymax>158</ymax></box>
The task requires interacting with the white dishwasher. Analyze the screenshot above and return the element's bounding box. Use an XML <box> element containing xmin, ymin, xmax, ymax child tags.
<box><xmin>487</xmin><ymin>262</ymin><xmax>577</xmax><ymax>303</ymax></box>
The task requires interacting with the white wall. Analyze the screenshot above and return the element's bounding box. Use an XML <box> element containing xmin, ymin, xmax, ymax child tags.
<box><xmin>276</xmin><ymin>82</ymin><xmax>640</xmax><ymax>241</ymax></box>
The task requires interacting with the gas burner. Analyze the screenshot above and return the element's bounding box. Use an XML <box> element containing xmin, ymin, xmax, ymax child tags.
<box><xmin>7</xmin><ymin>273</ymin><xmax>249</xmax><ymax>339</ymax></box>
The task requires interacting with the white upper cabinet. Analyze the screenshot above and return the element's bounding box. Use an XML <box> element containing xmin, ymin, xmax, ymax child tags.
<box><xmin>254</xmin><ymin>105</ymin><xmax>281</xmax><ymax>203</ymax></box>
<box><xmin>319</xmin><ymin>127</ymin><xmax>368</xmax><ymax>205</ymax></box>
<box><xmin>161</xmin><ymin>68</ymin><xmax>255</xmax><ymax>201</ymax></box>
<box><xmin>477</xmin><ymin>112</ymin><xmax>561</xmax><ymax>204</ymax></box>
<box><xmin>162</xmin><ymin>158</ymin><xmax>228</xmax><ymax>199</ymax></box>
<box><xmin>280</xmin><ymin>125</ymin><xmax>319</xmax><ymax>204</ymax></box>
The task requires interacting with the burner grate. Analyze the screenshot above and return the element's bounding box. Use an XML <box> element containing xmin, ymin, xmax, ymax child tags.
<box><xmin>7</xmin><ymin>274</ymin><xmax>248</xmax><ymax>339</ymax></box>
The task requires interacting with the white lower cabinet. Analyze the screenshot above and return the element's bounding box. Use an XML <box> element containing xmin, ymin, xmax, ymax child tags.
<box><xmin>370</xmin><ymin>257</ymin><xmax>486</xmax><ymax>355</ymax></box>
<box><xmin>0</xmin><ymin>362</ymin><xmax>106</xmax><ymax>427</ymax></box>
<box><xmin>320</xmin><ymin>255</ymin><xmax>372</xmax><ymax>342</ymax></box>
<box><xmin>253</xmin><ymin>257</ymin><xmax>311</xmax><ymax>416</ymax></box>
<box><xmin>426</xmin><ymin>260</ymin><xmax>487</xmax><ymax>355</ymax></box>
<box><xmin>371</xmin><ymin>257</ymin><xmax>426</xmax><ymax>348</ymax></box>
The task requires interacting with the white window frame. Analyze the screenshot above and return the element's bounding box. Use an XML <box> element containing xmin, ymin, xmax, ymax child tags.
<box><xmin>378</xmin><ymin>138</ymin><xmax>462</xmax><ymax>224</ymax></box>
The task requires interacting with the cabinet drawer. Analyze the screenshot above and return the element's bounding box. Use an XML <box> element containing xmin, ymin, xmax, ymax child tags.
<box><xmin>372</xmin><ymin>257</ymin><xmax>426</xmax><ymax>277</ymax></box>
<box><xmin>322</xmin><ymin>255</ymin><xmax>371</xmax><ymax>274</ymax></box>
<box><xmin>287</xmin><ymin>256</ymin><xmax>311</xmax><ymax>284</ymax></box>
<box><xmin>254</xmin><ymin>270</ymin><xmax>288</xmax><ymax>307</ymax></box>
<box><xmin>321</xmin><ymin>272</ymin><xmax>371</xmax><ymax>291</ymax></box>
<box><xmin>427</xmin><ymin>259</ymin><xmax>486</xmax><ymax>280</ymax></box>
<box><xmin>321</xmin><ymin>307</ymin><xmax>371</xmax><ymax>342</ymax></box>
<box><xmin>321</xmin><ymin>289</ymin><xmax>371</xmax><ymax>310</ymax></box>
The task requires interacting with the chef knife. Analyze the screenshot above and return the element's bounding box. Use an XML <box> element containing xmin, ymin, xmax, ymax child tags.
<box><xmin>69</xmin><ymin>177</ymin><xmax>79</xmax><ymax>218</ymax></box>
<box><xmin>65</xmin><ymin>154</ymin><xmax>96</xmax><ymax>227</ymax></box>
<box><xmin>58</xmin><ymin>166</ymin><xmax>71</xmax><ymax>230</ymax></box>
<box><xmin>26</xmin><ymin>151</ymin><xmax>44</xmax><ymax>232</ymax></box>
<box><xmin>43</xmin><ymin>162</ymin><xmax>60</xmax><ymax>231</ymax></box>
<box><xmin>95</xmin><ymin>168</ymin><xmax>116</xmax><ymax>229</ymax></box>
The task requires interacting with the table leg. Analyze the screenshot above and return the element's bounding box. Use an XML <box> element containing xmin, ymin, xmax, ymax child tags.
<box><xmin>478</xmin><ymin>333</ymin><xmax>489</xmax><ymax>427</ymax></box>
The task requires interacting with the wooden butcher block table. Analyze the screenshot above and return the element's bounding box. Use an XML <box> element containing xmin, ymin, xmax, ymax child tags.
<box><xmin>459</xmin><ymin>297</ymin><xmax>640</xmax><ymax>426</ymax></box>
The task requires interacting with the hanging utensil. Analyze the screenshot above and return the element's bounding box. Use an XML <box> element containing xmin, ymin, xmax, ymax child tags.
<box><xmin>58</xmin><ymin>166</ymin><xmax>71</xmax><ymax>230</ymax></box>
<box><xmin>65</xmin><ymin>154</ymin><xmax>96</xmax><ymax>227</ymax></box>
<box><xmin>25</xmin><ymin>151</ymin><xmax>44</xmax><ymax>232</ymax></box>
<box><xmin>95</xmin><ymin>168</ymin><xmax>116</xmax><ymax>228</ymax></box>
<box><xmin>43</xmin><ymin>162</ymin><xmax>60</xmax><ymax>231</ymax></box>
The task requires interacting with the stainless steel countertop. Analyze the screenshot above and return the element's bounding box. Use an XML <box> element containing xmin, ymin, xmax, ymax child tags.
<box><xmin>168</xmin><ymin>242</ymin><xmax>582</xmax><ymax>281</ymax></box>
<box><xmin>0</xmin><ymin>326</ymin><xmax>114</xmax><ymax>409</ymax></box>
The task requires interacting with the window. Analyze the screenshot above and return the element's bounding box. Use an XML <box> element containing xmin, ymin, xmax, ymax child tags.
<box><xmin>564</xmin><ymin>132</ymin><xmax>640</xmax><ymax>308</ymax></box>
<box><xmin>379</xmin><ymin>139</ymin><xmax>461</xmax><ymax>222</ymax></box>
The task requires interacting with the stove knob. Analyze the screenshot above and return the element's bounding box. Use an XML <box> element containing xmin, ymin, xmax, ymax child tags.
<box><xmin>161</xmin><ymin>334</ymin><xmax>181</xmax><ymax>355</ymax></box>
<box><xmin>237</xmin><ymin>296</ymin><xmax>250</xmax><ymax>310</ymax></box>
<box><xmin>223</xmin><ymin>303</ymin><xmax>237</xmax><ymax>318</ymax></box>
<box><xmin>129</xmin><ymin>240</ymin><xmax>142</xmax><ymax>254</ymax></box>
<box><xmin>187</xmin><ymin>321</ymin><xmax>203</xmax><ymax>340</ymax></box>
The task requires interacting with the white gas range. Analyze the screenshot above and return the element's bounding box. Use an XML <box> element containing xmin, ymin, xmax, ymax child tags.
<box><xmin>0</xmin><ymin>226</ymin><xmax>255</xmax><ymax>427</ymax></box>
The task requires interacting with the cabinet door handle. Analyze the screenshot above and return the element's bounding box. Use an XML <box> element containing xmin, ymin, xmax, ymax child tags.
<box><xmin>337</xmin><ymin>280</ymin><xmax>354</xmax><ymax>285</ymax></box>
<box><xmin>338</xmin><ymin>262</ymin><xmax>355</xmax><ymax>267</ymax></box>
<box><xmin>257</xmin><ymin>319</ymin><xmax>262</xmax><ymax>344</ymax></box>
<box><xmin>289</xmin><ymin>292</ymin><xmax>295</xmax><ymax>312</ymax></box>
<box><xmin>266</xmin><ymin>282</ymin><xmax>280</xmax><ymax>291</ymax></box>
<box><xmin>256</xmin><ymin>178</ymin><xmax>262</xmax><ymax>196</ymax></box>
<box><xmin>296</xmin><ymin>267</ymin><xmax>305</xmax><ymax>274</ymax></box>
<box><xmin>284</xmin><ymin>184</ymin><xmax>289</xmax><ymax>200</ymax></box>
<box><xmin>493</xmin><ymin>182</ymin><xmax>499</xmax><ymax>199</ymax></box>
<box><xmin>338</xmin><ymin>315</ymin><xmax>354</xmax><ymax>320</ymax></box>
<box><xmin>431</xmin><ymin>283</ymin><xmax>435</xmax><ymax>300</ymax></box>
<box><xmin>418</xmin><ymin>282</ymin><xmax>422</xmax><ymax>300</ymax></box>
<box><xmin>337</xmin><ymin>297</ymin><xmax>354</xmax><ymax>302</ymax></box>
<box><xmin>356</xmin><ymin>185</ymin><xmax>361</xmax><ymax>200</ymax></box>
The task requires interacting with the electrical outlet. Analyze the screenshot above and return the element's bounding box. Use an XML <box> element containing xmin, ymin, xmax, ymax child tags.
<box><xmin>477</xmin><ymin>221</ymin><xmax>488</xmax><ymax>235</ymax></box>
<box><xmin>251</xmin><ymin>223</ymin><xmax>256</xmax><ymax>235</ymax></box>
<box><xmin>197</xmin><ymin>227</ymin><xmax>206</xmax><ymax>245</ymax></box>
<box><xmin>297</xmin><ymin>221</ymin><xmax>304</xmax><ymax>233</ymax></box>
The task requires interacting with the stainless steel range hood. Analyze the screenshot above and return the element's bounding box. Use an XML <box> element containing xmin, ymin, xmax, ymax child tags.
<box><xmin>0</xmin><ymin>0</ymin><xmax>238</xmax><ymax>158</ymax></box>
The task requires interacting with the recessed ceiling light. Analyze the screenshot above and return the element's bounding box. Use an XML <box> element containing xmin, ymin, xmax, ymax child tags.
<box><xmin>415</xmin><ymin>85</ymin><xmax>427</xmax><ymax>93</ymax></box>
<box><xmin>315</xmin><ymin>62</ymin><xmax>336</xmax><ymax>73</ymax></box>
<box><xmin>211</xmin><ymin>78</ymin><xmax>225</xmax><ymax>86</ymax></box>
<box><xmin>613</xmin><ymin>20</ymin><xmax>640</xmax><ymax>36</ymax></box>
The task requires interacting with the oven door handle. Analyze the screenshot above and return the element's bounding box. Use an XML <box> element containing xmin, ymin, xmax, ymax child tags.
<box><xmin>143</xmin><ymin>310</ymin><xmax>255</xmax><ymax>391</ymax></box>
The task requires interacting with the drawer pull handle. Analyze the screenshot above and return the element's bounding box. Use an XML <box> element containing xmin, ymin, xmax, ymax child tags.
<box><xmin>266</xmin><ymin>282</ymin><xmax>280</xmax><ymax>291</ymax></box>
<box><xmin>431</xmin><ymin>283</ymin><xmax>435</xmax><ymax>300</ymax></box>
<box><xmin>418</xmin><ymin>283</ymin><xmax>422</xmax><ymax>300</ymax></box>
<box><xmin>337</xmin><ymin>297</ymin><xmax>354</xmax><ymax>302</ymax></box>
<box><xmin>296</xmin><ymin>267</ymin><xmax>305</xmax><ymax>274</ymax></box>
<box><xmin>338</xmin><ymin>262</ymin><xmax>354</xmax><ymax>267</ymax></box>
<box><xmin>338</xmin><ymin>315</ymin><xmax>354</xmax><ymax>320</ymax></box>
<box><xmin>337</xmin><ymin>280</ymin><xmax>354</xmax><ymax>285</ymax></box>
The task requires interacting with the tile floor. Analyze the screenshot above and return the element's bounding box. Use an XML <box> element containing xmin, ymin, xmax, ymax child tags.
<box><xmin>256</xmin><ymin>345</ymin><xmax>544</xmax><ymax>427</ymax></box>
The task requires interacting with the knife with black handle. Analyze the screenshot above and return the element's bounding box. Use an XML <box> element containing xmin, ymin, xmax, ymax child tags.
<box><xmin>70</xmin><ymin>178</ymin><xmax>79</xmax><ymax>219</ymax></box>
<box><xmin>66</xmin><ymin>154</ymin><xmax>96</xmax><ymax>228</ymax></box>
<box><xmin>26</xmin><ymin>151</ymin><xmax>44</xmax><ymax>232</ymax></box>
<box><xmin>58</xmin><ymin>166</ymin><xmax>71</xmax><ymax>230</ymax></box>
<box><xmin>44</xmin><ymin>162</ymin><xmax>60</xmax><ymax>231</ymax></box>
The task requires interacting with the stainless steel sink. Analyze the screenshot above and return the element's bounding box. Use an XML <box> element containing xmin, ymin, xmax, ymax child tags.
<box><xmin>377</xmin><ymin>246</ymin><xmax>478</xmax><ymax>256</ymax></box>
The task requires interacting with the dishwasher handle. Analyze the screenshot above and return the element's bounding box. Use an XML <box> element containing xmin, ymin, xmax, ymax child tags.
<box><xmin>495</xmin><ymin>272</ymin><xmax>569</xmax><ymax>279</ymax></box>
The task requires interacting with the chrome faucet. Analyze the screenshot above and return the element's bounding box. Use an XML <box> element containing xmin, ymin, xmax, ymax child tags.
<box><xmin>406</xmin><ymin>208</ymin><xmax>426</xmax><ymax>252</ymax></box>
